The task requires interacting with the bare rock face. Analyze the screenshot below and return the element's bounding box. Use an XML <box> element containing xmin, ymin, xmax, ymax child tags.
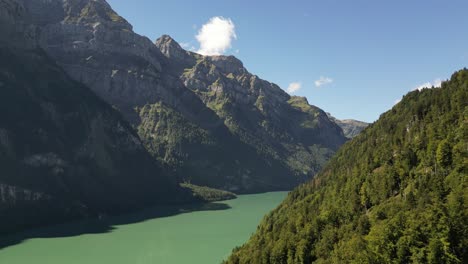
<box><xmin>168</xmin><ymin>43</ymin><xmax>347</xmax><ymax>179</ymax></box>
<box><xmin>17</xmin><ymin>0</ymin><xmax>161</xmax><ymax>121</ymax></box>
<box><xmin>0</xmin><ymin>0</ymin><xmax>38</xmax><ymax>48</ymax></box>
<box><xmin>10</xmin><ymin>0</ymin><xmax>348</xmax><ymax>193</ymax></box>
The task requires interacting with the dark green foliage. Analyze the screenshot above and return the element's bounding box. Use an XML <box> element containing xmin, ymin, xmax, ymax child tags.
<box><xmin>180</xmin><ymin>183</ymin><xmax>236</xmax><ymax>202</ymax></box>
<box><xmin>137</xmin><ymin>101</ymin><xmax>301</xmax><ymax>193</ymax></box>
<box><xmin>437</xmin><ymin>139</ymin><xmax>452</xmax><ymax>168</ymax></box>
<box><xmin>225</xmin><ymin>69</ymin><xmax>468</xmax><ymax>263</ymax></box>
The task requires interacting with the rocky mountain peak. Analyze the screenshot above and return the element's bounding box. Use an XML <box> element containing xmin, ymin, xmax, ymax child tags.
<box><xmin>154</xmin><ymin>35</ymin><xmax>246</xmax><ymax>75</ymax></box>
<box><xmin>155</xmin><ymin>34</ymin><xmax>188</xmax><ymax>61</ymax></box>
<box><xmin>63</xmin><ymin>0</ymin><xmax>131</xmax><ymax>27</ymax></box>
<box><xmin>207</xmin><ymin>55</ymin><xmax>246</xmax><ymax>75</ymax></box>
<box><xmin>19</xmin><ymin>0</ymin><xmax>131</xmax><ymax>30</ymax></box>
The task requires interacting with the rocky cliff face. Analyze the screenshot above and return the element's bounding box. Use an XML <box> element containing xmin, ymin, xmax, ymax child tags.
<box><xmin>155</xmin><ymin>37</ymin><xmax>347</xmax><ymax>188</ymax></box>
<box><xmin>0</xmin><ymin>0</ymin><xmax>190</xmax><ymax>234</ymax></box>
<box><xmin>11</xmin><ymin>0</ymin><xmax>347</xmax><ymax>192</ymax></box>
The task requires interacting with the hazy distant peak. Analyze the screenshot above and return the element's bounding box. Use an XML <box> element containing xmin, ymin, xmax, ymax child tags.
<box><xmin>326</xmin><ymin>112</ymin><xmax>369</xmax><ymax>138</ymax></box>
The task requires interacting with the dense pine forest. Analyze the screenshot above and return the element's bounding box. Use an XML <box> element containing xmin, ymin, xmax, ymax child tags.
<box><xmin>226</xmin><ymin>69</ymin><xmax>468</xmax><ymax>263</ymax></box>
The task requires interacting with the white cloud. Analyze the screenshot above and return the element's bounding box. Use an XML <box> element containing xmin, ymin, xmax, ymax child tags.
<box><xmin>394</xmin><ymin>78</ymin><xmax>443</xmax><ymax>106</ymax></box>
<box><xmin>180</xmin><ymin>42</ymin><xmax>196</xmax><ymax>51</ymax></box>
<box><xmin>287</xmin><ymin>82</ymin><xmax>302</xmax><ymax>94</ymax></box>
<box><xmin>414</xmin><ymin>78</ymin><xmax>442</xmax><ymax>91</ymax></box>
<box><xmin>196</xmin><ymin>17</ymin><xmax>237</xmax><ymax>56</ymax></box>
<box><xmin>180</xmin><ymin>42</ymin><xmax>191</xmax><ymax>49</ymax></box>
<box><xmin>314</xmin><ymin>76</ymin><xmax>333</xmax><ymax>87</ymax></box>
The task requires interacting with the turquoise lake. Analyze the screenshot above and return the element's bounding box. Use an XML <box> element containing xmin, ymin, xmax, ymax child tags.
<box><xmin>0</xmin><ymin>192</ymin><xmax>287</xmax><ymax>264</ymax></box>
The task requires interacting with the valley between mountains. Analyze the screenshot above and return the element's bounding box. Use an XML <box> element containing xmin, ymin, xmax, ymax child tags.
<box><xmin>0</xmin><ymin>0</ymin><xmax>466</xmax><ymax>263</ymax></box>
<box><xmin>0</xmin><ymin>0</ymin><xmax>365</xmax><ymax>234</ymax></box>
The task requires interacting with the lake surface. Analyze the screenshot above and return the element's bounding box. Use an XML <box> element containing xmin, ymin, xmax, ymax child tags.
<box><xmin>0</xmin><ymin>192</ymin><xmax>287</xmax><ymax>264</ymax></box>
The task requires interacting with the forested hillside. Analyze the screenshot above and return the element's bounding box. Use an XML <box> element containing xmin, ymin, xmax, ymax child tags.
<box><xmin>226</xmin><ymin>69</ymin><xmax>468</xmax><ymax>263</ymax></box>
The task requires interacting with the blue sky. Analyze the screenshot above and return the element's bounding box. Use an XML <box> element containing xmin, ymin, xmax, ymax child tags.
<box><xmin>107</xmin><ymin>0</ymin><xmax>467</xmax><ymax>122</ymax></box>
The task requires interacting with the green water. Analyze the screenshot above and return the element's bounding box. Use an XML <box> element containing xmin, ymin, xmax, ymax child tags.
<box><xmin>0</xmin><ymin>192</ymin><xmax>287</xmax><ymax>264</ymax></box>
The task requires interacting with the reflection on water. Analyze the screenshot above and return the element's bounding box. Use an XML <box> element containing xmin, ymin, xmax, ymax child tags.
<box><xmin>0</xmin><ymin>201</ymin><xmax>231</xmax><ymax>249</ymax></box>
<box><xmin>0</xmin><ymin>192</ymin><xmax>287</xmax><ymax>264</ymax></box>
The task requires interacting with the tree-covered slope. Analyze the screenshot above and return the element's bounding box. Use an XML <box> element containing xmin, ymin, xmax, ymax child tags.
<box><xmin>226</xmin><ymin>69</ymin><xmax>468</xmax><ymax>263</ymax></box>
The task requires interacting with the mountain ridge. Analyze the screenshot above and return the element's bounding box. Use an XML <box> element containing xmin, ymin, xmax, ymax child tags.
<box><xmin>18</xmin><ymin>0</ymin><xmax>348</xmax><ymax>192</ymax></box>
<box><xmin>327</xmin><ymin>113</ymin><xmax>369</xmax><ymax>138</ymax></box>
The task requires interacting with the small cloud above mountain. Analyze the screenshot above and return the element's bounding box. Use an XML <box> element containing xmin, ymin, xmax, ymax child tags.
<box><xmin>315</xmin><ymin>76</ymin><xmax>333</xmax><ymax>87</ymax></box>
<box><xmin>414</xmin><ymin>78</ymin><xmax>442</xmax><ymax>91</ymax></box>
<box><xmin>196</xmin><ymin>17</ymin><xmax>237</xmax><ymax>55</ymax></box>
<box><xmin>287</xmin><ymin>82</ymin><xmax>302</xmax><ymax>94</ymax></box>
<box><xmin>394</xmin><ymin>78</ymin><xmax>443</xmax><ymax>105</ymax></box>
<box><xmin>180</xmin><ymin>42</ymin><xmax>196</xmax><ymax>51</ymax></box>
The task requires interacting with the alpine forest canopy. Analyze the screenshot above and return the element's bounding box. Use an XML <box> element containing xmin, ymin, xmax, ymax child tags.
<box><xmin>225</xmin><ymin>69</ymin><xmax>468</xmax><ymax>264</ymax></box>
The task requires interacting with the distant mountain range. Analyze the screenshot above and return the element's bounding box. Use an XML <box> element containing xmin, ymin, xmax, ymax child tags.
<box><xmin>327</xmin><ymin>114</ymin><xmax>369</xmax><ymax>138</ymax></box>
<box><xmin>0</xmin><ymin>0</ymin><xmax>367</xmax><ymax>233</ymax></box>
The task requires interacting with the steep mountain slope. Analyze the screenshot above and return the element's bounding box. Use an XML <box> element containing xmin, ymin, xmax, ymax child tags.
<box><xmin>327</xmin><ymin>114</ymin><xmax>369</xmax><ymax>138</ymax></box>
<box><xmin>0</xmin><ymin>0</ymin><xmax>190</xmax><ymax>234</ymax></box>
<box><xmin>226</xmin><ymin>70</ymin><xmax>467</xmax><ymax>263</ymax></box>
<box><xmin>157</xmin><ymin>36</ymin><xmax>346</xmax><ymax>178</ymax></box>
<box><xmin>17</xmin><ymin>0</ymin><xmax>347</xmax><ymax>192</ymax></box>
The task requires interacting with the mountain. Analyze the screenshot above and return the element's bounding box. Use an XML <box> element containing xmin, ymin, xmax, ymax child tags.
<box><xmin>332</xmin><ymin>118</ymin><xmax>368</xmax><ymax>139</ymax></box>
<box><xmin>0</xmin><ymin>0</ymin><xmax>194</xmax><ymax>234</ymax></box>
<box><xmin>336</xmin><ymin>119</ymin><xmax>369</xmax><ymax>138</ymax></box>
<box><xmin>225</xmin><ymin>70</ymin><xmax>467</xmax><ymax>263</ymax></box>
<box><xmin>18</xmin><ymin>0</ymin><xmax>347</xmax><ymax>192</ymax></box>
<box><xmin>327</xmin><ymin>113</ymin><xmax>369</xmax><ymax>138</ymax></box>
